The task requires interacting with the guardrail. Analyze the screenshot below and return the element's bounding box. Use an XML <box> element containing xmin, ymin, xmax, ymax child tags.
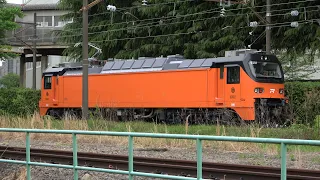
<box><xmin>0</xmin><ymin>128</ymin><xmax>320</xmax><ymax>180</ymax></box>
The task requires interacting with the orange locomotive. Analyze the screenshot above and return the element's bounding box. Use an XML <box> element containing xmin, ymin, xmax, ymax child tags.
<box><xmin>39</xmin><ymin>50</ymin><xmax>288</xmax><ymax>126</ymax></box>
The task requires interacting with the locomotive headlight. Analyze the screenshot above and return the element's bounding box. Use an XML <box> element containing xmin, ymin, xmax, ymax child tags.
<box><xmin>254</xmin><ymin>88</ymin><xmax>264</xmax><ymax>93</ymax></box>
<box><xmin>279</xmin><ymin>88</ymin><xmax>284</xmax><ymax>94</ymax></box>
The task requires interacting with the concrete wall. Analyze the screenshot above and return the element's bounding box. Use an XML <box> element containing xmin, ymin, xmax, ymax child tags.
<box><xmin>0</xmin><ymin>57</ymin><xmax>20</xmax><ymax>78</ymax></box>
<box><xmin>25</xmin><ymin>55</ymin><xmax>71</xmax><ymax>89</ymax></box>
<box><xmin>2</xmin><ymin>1</ymin><xmax>73</xmax><ymax>88</ymax></box>
<box><xmin>0</xmin><ymin>55</ymin><xmax>71</xmax><ymax>89</ymax></box>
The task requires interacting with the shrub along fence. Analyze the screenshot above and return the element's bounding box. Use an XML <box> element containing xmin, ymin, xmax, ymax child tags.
<box><xmin>285</xmin><ymin>81</ymin><xmax>320</xmax><ymax>126</ymax></box>
<box><xmin>0</xmin><ymin>88</ymin><xmax>40</xmax><ymax>117</ymax></box>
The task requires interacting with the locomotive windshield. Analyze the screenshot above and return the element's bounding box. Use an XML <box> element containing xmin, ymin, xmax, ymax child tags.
<box><xmin>248</xmin><ymin>61</ymin><xmax>282</xmax><ymax>79</ymax></box>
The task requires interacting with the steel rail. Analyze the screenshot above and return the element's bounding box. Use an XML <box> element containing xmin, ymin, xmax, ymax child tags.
<box><xmin>0</xmin><ymin>146</ymin><xmax>319</xmax><ymax>180</ymax></box>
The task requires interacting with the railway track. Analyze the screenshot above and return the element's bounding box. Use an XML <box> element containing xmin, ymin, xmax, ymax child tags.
<box><xmin>0</xmin><ymin>146</ymin><xmax>319</xmax><ymax>180</ymax></box>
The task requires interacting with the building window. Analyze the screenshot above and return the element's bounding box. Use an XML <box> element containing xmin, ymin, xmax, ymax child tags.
<box><xmin>227</xmin><ymin>66</ymin><xmax>240</xmax><ymax>84</ymax></box>
<box><xmin>54</xmin><ymin>16</ymin><xmax>73</xmax><ymax>27</ymax></box>
<box><xmin>44</xmin><ymin>76</ymin><xmax>52</xmax><ymax>89</ymax></box>
<box><xmin>36</xmin><ymin>16</ymin><xmax>52</xmax><ymax>27</ymax></box>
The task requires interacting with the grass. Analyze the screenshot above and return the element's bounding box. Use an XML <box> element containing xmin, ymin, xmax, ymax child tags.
<box><xmin>0</xmin><ymin>112</ymin><xmax>319</xmax><ymax>156</ymax></box>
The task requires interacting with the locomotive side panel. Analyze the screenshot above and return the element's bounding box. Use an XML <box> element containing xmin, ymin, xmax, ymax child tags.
<box><xmin>91</xmin><ymin>69</ymin><xmax>210</xmax><ymax>108</ymax></box>
<box><xmin>61</xmin><ymin>69</ymin><xmax>211</xmax><ymax>109</ymax></box>
<box><xmin>61</xmin><ymin>76</ymin><xmax>82</xmax><ymax>107</ymax></box>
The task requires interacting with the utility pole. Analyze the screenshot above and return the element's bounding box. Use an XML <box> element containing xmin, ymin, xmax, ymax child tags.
<box><xmin>266</xmin><ymin>0</ymin><xmax>271</xmax><ymax>54</ymax></box>
<box><xmin>32</xmin><ymin>12</ymin><xmax>37</xmax><ymax>90</ymax></box>
<box><xmin>82</xmin><ymin>0</ymin><xmax>89</xmax><ymax>120</ymax></box>
<box><xmin>80</xmin><ymin>0</ymin><xmax>115</xmax><ymax>120</ymax></box>
<box><xmin>14</xmin><ymin>21</ymin><xmax>38</xmax><ymax>89</ymax></box>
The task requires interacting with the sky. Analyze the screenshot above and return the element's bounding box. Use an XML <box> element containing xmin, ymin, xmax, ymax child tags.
<box><xmin>6</xmin><ymin>0</ymin><xmax>22</xmax><ymax>4</ymax></box>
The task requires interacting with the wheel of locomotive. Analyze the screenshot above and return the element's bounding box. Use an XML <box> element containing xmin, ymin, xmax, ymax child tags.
<box><xmin>273</xmin><ymin>105</ymin><xmax>293</xmax><ymax>128</ymax></box>
<box><xmin>61</xmin><ymin>109</ymin><xmax>77</xmax><ymax>119</ymax></box>
<box><xmin>203</xmin><ymin>108</ymin><xmax>212</xmax><ymax>125</ymax></box>
<box><xmin>47</xmin><ymin>109</ymin><xmax>62</xmax><ymax>120</ymax></box>
<box><xmin>195</xmin><ymin>108</ymin><xmax>206</xmax><ymax>124</ymax></box>
<box><xmin>213</xmin><ymin>108</ymin><xmax>241</xmax><ymax>126</ymax></box>
<box><xmin>255</xmin><ymin>102</ymin><xmax>270</xmax><ymax>128</ymax></box>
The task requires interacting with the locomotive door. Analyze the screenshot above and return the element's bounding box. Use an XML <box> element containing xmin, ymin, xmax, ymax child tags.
<box><xmin>215</xmin><ymin>65</ymin><xmax>225</xmax><ymax>105</ymax></box>
<box><xmin>42</xmin><ymin>74</ymin><xmax>53</xmax><ymax>103</ymax></box>
<box><xmin>42</xmin><ymin>74</ymin><xmax>59</xmax><ymax>105</ymax></box>
<box><xmin>52</xmin><ymin>75</ymin><xmax>59</xmax><ymax>105</ymax></box>
<box><xmin>225</xmin><ymin>65</ymin><xmax>241</xmax><ymax>106</ymax></box>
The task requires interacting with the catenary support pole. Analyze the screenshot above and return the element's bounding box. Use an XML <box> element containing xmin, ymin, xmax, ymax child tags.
<box><xmin>82</xmin><ymin>0</ymin><xmax>89</xmax><ymax>120</ymax></box>
<box><xmin>32</xmin><ymin>13</ymin><xmax>37</xmax><ymax>90</ymax></box>
<box><xmin>266</xmin><ymin>0</ymin><xmax>271</xmax><ymax>54</ymax></box>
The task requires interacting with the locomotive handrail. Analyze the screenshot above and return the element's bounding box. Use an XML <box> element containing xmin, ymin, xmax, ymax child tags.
<box><xmin>0</xmin><ymin>128</ymin><xmax>320</xmax><ymax>180</ymax></box>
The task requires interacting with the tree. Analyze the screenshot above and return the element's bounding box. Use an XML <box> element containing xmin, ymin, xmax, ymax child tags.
<box><xmin>56</xmin><ymin>0</ymin><xmax>320</xmax><ymax>61</ymax></box>
<box><xmin>0</xmin><ymin>73</ymin><xmax>20</xmax><ymax>88</ymax></box>
<box><xmin>0</xmin><ymin>0</ymin><xmax>24</xmax><ymax>59</ymax></box>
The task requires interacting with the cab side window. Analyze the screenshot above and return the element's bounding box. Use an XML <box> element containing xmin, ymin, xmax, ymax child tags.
<box><xmin>44</xmin><ymin>76</ymin><xmax>52</xmax><ymax>89</ymax></box>
<box><xmin>227</xmin><ymin>66</ymin><xmax>240</xmax><ymax>84</ymax></box>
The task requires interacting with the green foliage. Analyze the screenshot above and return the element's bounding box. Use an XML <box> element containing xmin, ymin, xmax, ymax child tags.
<box><xmin>285</xmin><ymin>81</ymin><xmax>320</xmax><ymax>126</ymax></box>
<box><xmin>0</xmin><ymin>88</ymin><xmax>41</xmax><ymax>116</ymax></box>
<box><xmin>0</xmin><ymin>0</ymin><xmax>24</xmax><ymax>59</ymax></box>
<box><xmin>57</xmin><ymin>0</ymin><xmax>319</xmax><ymax>60</ymax></box>
<box><xmin>0</xmin><ymin>73</ymin><xmax>20</xmax><ymax>88</ymax></box>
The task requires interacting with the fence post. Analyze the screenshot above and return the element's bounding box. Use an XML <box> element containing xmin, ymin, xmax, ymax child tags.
<box><xmin>26</xmin><ymin>132</ymin><xmax>31</xmax><ymax>180</ymax></box>
<box><xmin>281</xmin><ymin>142</ymin><xmax>287</xmax><ymax>180</ymax></box>
<box><xmin>128</xmin><ymin>135</ymin><xmax>134</xmax><ymax>180</ymax></box>
<box><xmin>196</xmin><ymin>138</ymin><xmax>202</xmax><ymax>180</ymax></box>
<box><xmin>72</xmin><ymin>133</ymin><xmax>78</xmax><ymax>180</ymax></box>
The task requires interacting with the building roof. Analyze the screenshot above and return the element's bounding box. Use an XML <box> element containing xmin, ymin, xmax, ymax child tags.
<box><xmin>6</xmin><ymin>3</ymin><xmax>59</xmax><ymax>10</ymax></box>
<box><xmin>6</xmin><ymin>0</ymin><xmax>70</xmax><ymax>11</ymax></box>
<box><xmin>25</xmin><ymin>0</ymin><xmax>60</xmax><ymax>5</ymax></box>
<box><xmin>21</xmin><ymin>4</ymin><xmax>59</xmax><ymax>10</ymax></box>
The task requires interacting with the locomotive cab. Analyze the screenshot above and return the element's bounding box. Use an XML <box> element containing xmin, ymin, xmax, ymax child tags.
<box><xmin>213</xmin><ymin>52</ymin><xmax>287</xmax><ymax>126</ymax></box>
<box><xmin>39</xmin><ymin>67</ymin><xmax>63</xmax><ymax>117</ymax></box>
<box><xmin>247</xmin><ymin>54</ymin><xmax>288</xmax><ymax>126</ymax></box>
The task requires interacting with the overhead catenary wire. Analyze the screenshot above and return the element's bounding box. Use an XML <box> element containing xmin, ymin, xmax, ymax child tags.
<box><xmin>6</xmin><ymin>18</ymin><xmax>315</xmax><ymax>46</ymax></box>
<box><xmin>3</xmin><ymin>0</ymin><xmax>318</xmax><ymax>41</ymax></box>
<box><xmin>2</xmin><ymin>0</ymin><xmax>318</xmax><ymax>43</ymax></box>
<box><xmin>2</xmin><ymin>7</ymin><xmax>319</xmax><ymax>41</ymax></box>
<box><xmin>66</xmin><ymin>5</ymin><xmax>320</xmax><ymax>32</ymax></box>
<box><xmin>80</xmin><ymin>0</ymin><xmax>318</xmax><ymax>20</ymax></box>
<box><xmin>87</xmin><ymin>19</ymin><xmax>320</xmax><ymax>44</ymax></box>
<box><xmin>66</xmin><ymin>0</ymin><xmax>318</xmax><ymax>30</ymax></box>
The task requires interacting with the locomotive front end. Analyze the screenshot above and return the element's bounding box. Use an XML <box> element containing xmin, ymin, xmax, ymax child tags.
<box><xmin>244</xmin><ymin>53</ymin><xmax>289</xmax><ymax>126</ymax></box>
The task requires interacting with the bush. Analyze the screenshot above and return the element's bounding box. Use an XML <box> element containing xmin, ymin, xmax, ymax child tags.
<box><xmin>285</xmin><ymin>81</ymin><xmax>320</xmax><ymax>126</ymax></box>
<box><xmin>0</xmin><ymin>88</ymin><xmax>41</xmax><ymax>116</ymax></box>
<box><xmin>0</xmin><ymin>73</ymin><xmax>20</xmax><ymax>88</ymax></box>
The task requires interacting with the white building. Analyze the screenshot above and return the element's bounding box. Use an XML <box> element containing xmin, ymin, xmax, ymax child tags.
<box><xmin>2</xmin><ymin>0</ymin><xmax>74</xmax><ymax>89</ymax></box>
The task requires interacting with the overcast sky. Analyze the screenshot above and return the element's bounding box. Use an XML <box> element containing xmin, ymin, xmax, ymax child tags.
<box><xmin>7</xmin><ymin>0</ymin><xmax>22</xmax><ymax>4</ymax></box>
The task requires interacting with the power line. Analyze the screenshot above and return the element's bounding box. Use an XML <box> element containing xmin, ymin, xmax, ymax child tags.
<box><xmin>3</xmin><ymin>1</ymin><xmax>317</xmax><ymax>41</ymax></box>
<box><xmin>70</xmin><ymin>5</ymin><xmax>320</xmax><ymax>31</ymax></box>
<box><xmin>87</xmin><ymin>19</ymin><xmax>320</xmax><ymax>44</ymax></box>
<box><xmin>3</xmin><ymin>7</ymin><xmax>318</xmax><ymax>41</ymax></box>
<box><xmin>7</xmin><ymin>18</ymin><xmax>315</xmax><ymax>45</ymax></box>
<box><xmin>68</xmin><ymin>0</ymin><xmax>318</xmax><ymax>25</ymax></box>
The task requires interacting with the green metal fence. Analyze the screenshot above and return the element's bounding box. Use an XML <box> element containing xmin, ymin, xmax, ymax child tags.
<box><xmin>0</xmin><ymin>128</ymin><xmax>320</xmax><ymax>180</ymax></box>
